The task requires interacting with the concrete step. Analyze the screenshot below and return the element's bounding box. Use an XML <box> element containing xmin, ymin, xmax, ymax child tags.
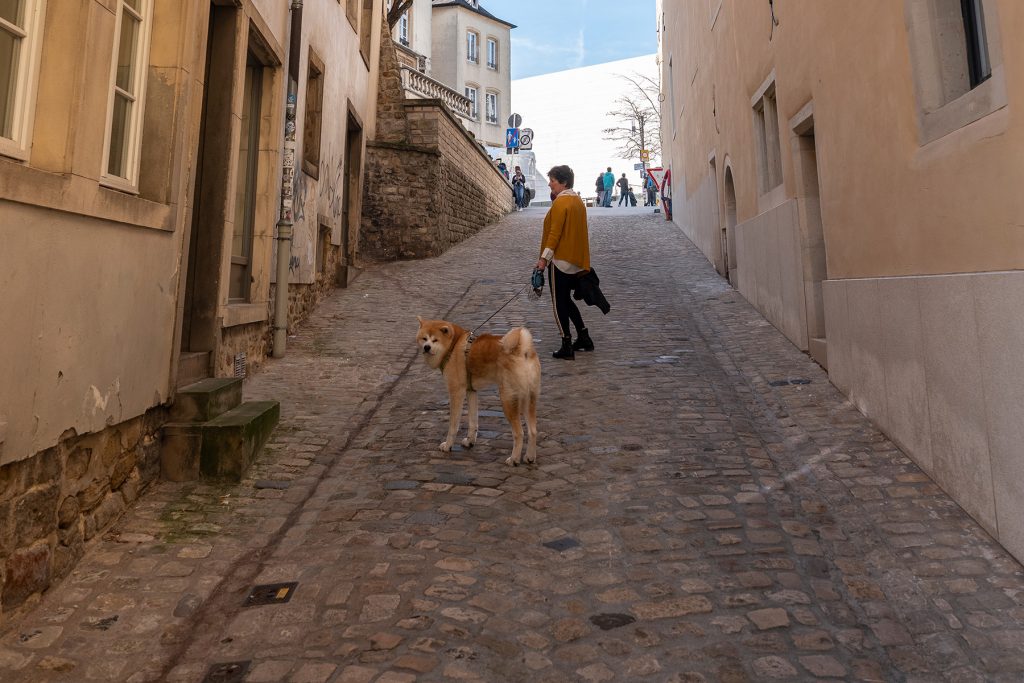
<box><xmin>177</xmin><ymin>351</ymin><xmax>210</xmax><ymax>387</ymax></box>
<box><xmin>171</xmin><ymin>377</ymin><xmax>243</xmax><ymax>423</ymax></box>
<box><xmin>161</xmin><ymin>400</ymin><xmax>280</xmax><ymax>482</ymax></box>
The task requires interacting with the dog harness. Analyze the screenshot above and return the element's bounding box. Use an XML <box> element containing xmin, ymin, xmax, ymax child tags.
<box><xmin>437</xmin><ymin>332</ymin><xmax>476</xmax><ymax>392</ymax></box>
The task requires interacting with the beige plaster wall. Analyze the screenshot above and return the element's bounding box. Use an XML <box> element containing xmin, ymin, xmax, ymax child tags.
<box><xmin>287</xmin><ymin>0</ymin><xmax>379</xmax><ymax>285</ymax></box>
<box><xmin>661</xmin><ymin>0</ymin><xmax>1024</xmax><ymax>281</ymax></box>
<box><xmin>0</xmin><ymin>203</ymin><xmax>177</xmax><ymax>465</ymax></box>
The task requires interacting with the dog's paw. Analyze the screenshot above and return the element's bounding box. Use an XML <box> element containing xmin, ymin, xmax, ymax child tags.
<box><xmin>524</xmin><ymin>452</ymin><xmax>537</xmax><ymax>464</ymax></box>
<box><xmin>461</xmin><ymin>437</ymin><xmax>475</xmax><ymax>448</ymax></box>
<box><xmin>504</xmin><ymin>455</ymin><xmax>520</xmax><ymax>467</ymax></box>
<box><xmin>439</xmin><ymin>441</ymin><xmax>453</xmax><ymax>452</ymax></box>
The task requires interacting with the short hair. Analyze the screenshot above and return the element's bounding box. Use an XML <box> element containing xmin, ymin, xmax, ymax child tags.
<box><xmin>548</xmin><ymin>165</ymin><xmax>574</xmax><ymax>188</ymax></box>
<box><xmin>606</xmin><ymin>167</ymin><xmax>612</xmax><ymax>172</ymax></box>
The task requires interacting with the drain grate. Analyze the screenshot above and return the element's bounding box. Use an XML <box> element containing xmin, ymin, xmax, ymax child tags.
<box><xmin>769</xmin><ymin>378</ymin><xmax>811</xmax><ymax>387</ymax></box>
<box><xmin>543</xmin><ymin>537</ymin><xmax>581</xmax><ymax>552</ymax></box>
<box><xmin>385</xmin><ymin>480</ymin><xmax>420</xmax><ymax>490</ymax></box>
<box><xmin>202</xmin><ymin>661</ymin><xmax>251</xmax><ymax>683</ymax></box>
<box><xmin>590</xmin><ymin>613</ymin><xmax>636</xmax><ymax>630</ymax></box>
<box><xmin>244</xmin><ymin>582</ymin><xmax>297</xmax><ymax>607</ymax></box>
<box><xmin>435</xmin><ymin>471</ymin><xmax>473</xmax><ymax>485</ymax></box>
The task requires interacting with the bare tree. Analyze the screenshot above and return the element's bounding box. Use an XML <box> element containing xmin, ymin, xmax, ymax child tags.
<box><xmin>387</xmin><ymin>0</ymin><xmax>415</xmax><ymax>29</ymax></box>
<box><xmin>602</xmin><ymin>72</ymin><xmax>662</xmax><ymax>165</ymax></box>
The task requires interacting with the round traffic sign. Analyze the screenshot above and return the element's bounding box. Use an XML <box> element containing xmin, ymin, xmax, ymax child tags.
<box><xmin>508</xmin><ymin>113</ymin><xmax>523</xmax><ymax>128</ymax></box>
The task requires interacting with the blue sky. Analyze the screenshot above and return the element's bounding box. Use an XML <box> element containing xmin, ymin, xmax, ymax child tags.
<box><xmin>483</xmin><ymin>0</ymin><xmax>657</xmax><ymax>79</ymax></box>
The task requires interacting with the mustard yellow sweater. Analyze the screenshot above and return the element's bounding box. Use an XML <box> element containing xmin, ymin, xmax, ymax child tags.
<box><xmin>540</xmin><ymin>193</ymin><xmax>590</xmax><ymax>272</ymax></box>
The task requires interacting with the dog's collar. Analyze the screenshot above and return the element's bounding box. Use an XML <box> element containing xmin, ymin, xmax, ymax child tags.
<box><xmin>438</xmin><ymin>332</ymin><xmax>472</xmax><ymax>373</ymax></box>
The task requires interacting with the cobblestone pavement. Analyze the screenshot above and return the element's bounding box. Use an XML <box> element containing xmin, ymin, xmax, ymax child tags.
<box><xmin>3</xmin><ymin>206</ymin><xmax>1024</xmax><ymax>682</ymax></box>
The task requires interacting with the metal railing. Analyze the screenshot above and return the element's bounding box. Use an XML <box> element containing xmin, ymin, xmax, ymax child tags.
<box><xmin>398</xmin><ymin>65</ymin><xmax>472</xmax><ymax>120</ymax></box>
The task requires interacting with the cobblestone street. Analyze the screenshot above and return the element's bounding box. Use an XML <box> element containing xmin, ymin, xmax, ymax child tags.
<box><xmin>3</xmin><ymin>207</ymin><xmax>1024</xmax><ymax>682</ymax></box>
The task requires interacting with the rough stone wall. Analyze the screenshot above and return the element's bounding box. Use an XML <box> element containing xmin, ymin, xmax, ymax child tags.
<box><xmin>219</xmin><ymin>323</ymin><xmax>271</xmax><ymax>379</ymax></box>
<box><xmin>360</xmin><ymin>27</ymin><xmax>513</xmax><ymax>261</ymax></box>
<box><xmin>0</xmin><ymin>410</ymin><xmax>163</xmax><ymax>622</ymax></box>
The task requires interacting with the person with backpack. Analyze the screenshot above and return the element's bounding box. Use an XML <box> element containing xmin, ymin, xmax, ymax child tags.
<box><xmin>512</xmin><ymin>166</ymin><xmax>527</xmax><ymax>211</ymax></box>
<box><xmin>594</xmin><ymin>173</ymin><xmax>605</xmax><ymax>207</ymax></box>
<box><xmin>602</xmin><ymin>167</ymin><xmax>615</xmax><ymax>207</ymax></box>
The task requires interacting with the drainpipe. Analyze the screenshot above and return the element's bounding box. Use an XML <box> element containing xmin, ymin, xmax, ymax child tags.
<box><xmin>274</xmin><ymin>0</ymin><xmax>303</xmax><ymax>358</ymax></box>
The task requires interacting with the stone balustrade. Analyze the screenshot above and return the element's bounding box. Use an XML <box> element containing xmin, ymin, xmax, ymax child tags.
<box><xmin>399</xmin><ymin>65</ymin><xmax>472</xmax><ymax>120</ymax></box>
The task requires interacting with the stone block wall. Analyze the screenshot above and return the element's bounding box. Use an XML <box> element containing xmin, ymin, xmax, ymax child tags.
<box><xmin>360</xmin><ymin>26</ymin><xmax>513</xmax><ymax>261</ymax></box>
<box><xmin>361</xmin><ymin>101</ymin><xmax>514</xmax><ymax>260</ymax></box>
<box><xmin>0</xmin><ymin>410</ymin><xmax>163</xmax><ymax>622</ymax></box>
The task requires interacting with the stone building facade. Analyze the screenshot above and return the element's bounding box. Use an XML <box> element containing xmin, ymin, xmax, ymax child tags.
<box><xmin>657</xmin><ymin>0</ymin><xmax>1024</xmax><ymax>563</ymax></box>
<box><xmin>0</xmin><ymin>0</ymin><xmax>385</xmax><ymax>624</ymax></box>
<box><xmin>361</xmin><ymin>17</ymin><xmax>513</xmax><ymax>260</ymax></box>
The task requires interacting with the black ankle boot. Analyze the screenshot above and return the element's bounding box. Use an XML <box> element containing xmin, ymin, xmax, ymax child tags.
<box><xmin>572</xmin><ymin>328</ymin><xmax>594</xmax><ymax>352</ymax></box>
<box><xmin>552</xmin><ymin>336</ymin><xmax>575</xmax><ymax>360</ymax></box>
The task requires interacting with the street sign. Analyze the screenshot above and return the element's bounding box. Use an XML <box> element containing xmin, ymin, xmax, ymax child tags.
<box><xmin>633</xmin><ymin>163</ymin><xmax>643</xmax><ymax>171</ymax></box>
<box><xmin>640</xmin><ymin>149</ymin><xmax>650</xmax><ymax>162</ymax></box>
<box><xmin>518</xmin><ymin>128</ymin><xmax>533</xmax><ymax>150</ymax></box>
<box><xmin>505</xmin><ymin>127</ymin><xmax>520</xmax><ymax>149</ymax></box>
<box><xmin>646</xmin><ymin>167</ymin><xmax>666</xmax><ymax>191</ymax></box>
<box><xmin>508</xmin><ymin>113</ymin><xmax>523</xmax><ymax>128</ymax></box>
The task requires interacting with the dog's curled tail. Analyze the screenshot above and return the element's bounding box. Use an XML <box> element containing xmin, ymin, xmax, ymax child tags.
<box><xmin>500</xmin><ymin>327</ymin><xmax>536</xmax><ymax>358</ymax></box>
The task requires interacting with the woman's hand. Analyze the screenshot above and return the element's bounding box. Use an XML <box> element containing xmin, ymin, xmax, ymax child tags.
<box><xmin>535</xmin><ymin>258</ymin><xmax>547</xmax><ymax>270</ymax></box>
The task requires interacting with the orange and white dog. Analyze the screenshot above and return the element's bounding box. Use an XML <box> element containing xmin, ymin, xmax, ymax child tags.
<box><xmin>416</xmin><ymin>317</ymin><xmax>541</xmax><ymax>465</ymax></box>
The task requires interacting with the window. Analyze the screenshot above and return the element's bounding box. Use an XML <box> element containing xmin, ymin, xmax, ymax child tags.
<box><xmin>903</xmin><ymin>0</ymin><xmax>1005</xmax><ymax>144</ymax></box>
<box><xmin>467</xmin><ymin>31</ymin><xmax>478</xmax><ymax>63</ymax></box>
<box><xmin>961</xmin><ymin>0</ymin><xmax>991</xmax><ymax>88</ymax></box>
<box><xmin>102</xmin><ymin>0</ymin><xmax>154</xmax><ymax>190</ymax></box>
<box><xmin>0</xmin><ymin>0</ymin><xmax>44</xmax><ymax>160</ymax></box>
<box><xmin>485</xmin><ymin>92</ymin><xmax>497</xmax><ymax>124</ymax></box>
<box><xmin>398</xmin><ymin>11</ymin><xmax>409</xmax><ymax>46</ymax></box>
<box><xmin>359</xmin><ymin>0</ymin><xmax>373</xmax><ymax>64</ymax></box>
<box><xmin>230</xmin><ymin>53</ymin><xmax>263</xmax><ymax>303</ymax></box>
<box><xmin>303</xmin><ymin>50</ymin><xmax>324</xmax><ymax>177</ymax></box>
<box><xmin>465</xmin><ymin>85</ymin><xmax>478</xmax><ymax>119</ymax></box>
<box><xmin>487</xmin><ymin>38</ymin><xmax>497</xmax><ymax>69</ymax></box>
<box><xmin>752</xmin><ymin>78</ymin><xmax>782</xmax><ymax>193</ymax></box>
<box><xmin>346</xmin><ymin>0</ymin><xmax>358</xmax><ymax>31</ymax></box>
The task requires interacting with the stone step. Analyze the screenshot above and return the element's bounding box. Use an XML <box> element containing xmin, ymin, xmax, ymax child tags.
<box><xmin>171</xmin><ymin>377</ymin><xmax>244</xmax><ymax>423</ymax></box>
<box><xmin>177</xmin><ymin>351</ymin><xmax>211</xmax><ymax>388</ymax></box>
<box><xmin>161</xmin><ymin>400</ymin><xmax>280</xmax><ymax>482</ymax></box>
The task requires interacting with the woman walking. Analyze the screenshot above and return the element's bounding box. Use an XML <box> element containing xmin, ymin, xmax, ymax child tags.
<box><xmin>535</xmin><ymin>165</ymin><xmax>595</xmax><ymax>360</ymax></box>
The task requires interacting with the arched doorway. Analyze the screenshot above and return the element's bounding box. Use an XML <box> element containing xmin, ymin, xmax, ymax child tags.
<box><xmin>723</xmin><ymin>167</ymin><xmax>738</xmax><ymax>287</ymax></box>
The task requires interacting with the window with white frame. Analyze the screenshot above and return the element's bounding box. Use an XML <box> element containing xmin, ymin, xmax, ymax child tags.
<box><xmin>467</xmin><ymin>31</ymin><xmax>478</xmax><ymax>63</ymax></box>
<box><xmin>486</xmin><ymin>38</ymin><xmax>497</xmax><ymax>69</ymax></box>
<box><xmin>102</xmin><ymin>0</ymin><xmax>154</xmax><ymax>190</ymax></box>
<box><xmin>465</xmin><ymin>85</ymin><xmax>478</xmax><ymax>119</ymax></box>
<box><xmin>0</xmin><ymin>0</ymin><xmax>45</xmax><ymax>160</ymax></box>
<box><xmin>485</xmin><ymin>91</ymin><xmax>497</xmax><ymax>124</ymax></box>
<box><xmin>398</xmin><ymin>11</ymin><xmax>409</xmax><ymax>46</ymax></box>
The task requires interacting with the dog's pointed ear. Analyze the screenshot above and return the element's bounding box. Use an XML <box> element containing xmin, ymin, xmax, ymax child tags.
<box><xmin>441</xmin><ymin>326</ymin><xmax>450</xmax><ymax>335</ymax></box>
<box><xmin>416</xmin><ymin>315</ymin><xmax>423</xmax><ymax>324</ymax></box>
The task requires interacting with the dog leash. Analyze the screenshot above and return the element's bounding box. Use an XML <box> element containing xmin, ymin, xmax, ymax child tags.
<box><xmin>469</xmin><ymin>283</ymin><xmax>530</xmax><ymax>336</ymax></box>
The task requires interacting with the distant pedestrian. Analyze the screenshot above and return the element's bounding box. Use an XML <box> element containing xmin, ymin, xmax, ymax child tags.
<box><xmin>497</xmin><ymin>160</ymin><xmax>509</xmax><ymax>180</ymax></box>
<box><xmin>594</xmin><ymin>174</ymin><xmax>605</xmax><ymax>207</ymax></box>
<box><xmin>512</xmin><ymin>166</ymin><xmax>527</xmax><ymax>211</ymax></box>
<box><xmin>602</xmin><ymin>167</ymin><xmax>615</xmax><ymax>207</ymax></box>
<box><xmin>616</xmin><ymin>173</ymin><xmax>630</xmax><ymax>206</ymax></box>
<box><xmin>645</xmin><ymin>175</ymin><xmax>657</xmax><ymax>206</ymax></box>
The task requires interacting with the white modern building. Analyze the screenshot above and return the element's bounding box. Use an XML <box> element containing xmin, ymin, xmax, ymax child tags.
<box><xmin>512</xmin><ymin>55</ymin><xmax>660</xmax><ymax>197</ymax></box>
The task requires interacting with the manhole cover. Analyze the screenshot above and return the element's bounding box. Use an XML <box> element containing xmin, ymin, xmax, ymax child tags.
<box><xmin>202</xmin><ymin>661</ymin><xmax>251</xmax><ymax>683</ymax></box>
<box><xmin>769</xmin><ymin>378</ymin><xmax>812</xmax><ymax>387</ymax></box>
<box><xmin>244</xmin><ymin>582</ymin><xmax>297</xmax><ymax>607</ymax></box>
<box><xmin>590</xmin><ymin>613</ymin><xmax>636</xmax><ymax>630</ymax></box>
<box><xmin>543</xmin><ymin>537</ymin><xmax>581</xmax><ymax>552</ymax></box>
